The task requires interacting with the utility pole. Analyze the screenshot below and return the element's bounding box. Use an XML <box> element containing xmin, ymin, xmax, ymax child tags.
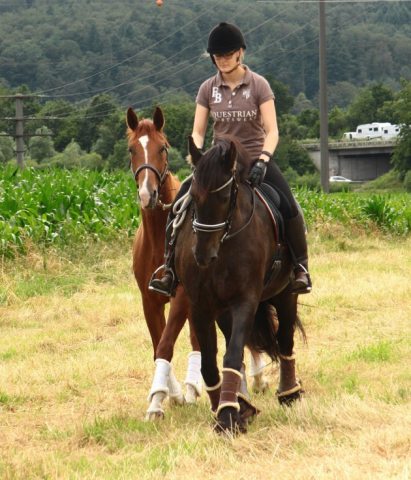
<box><xmin>0</xmin><ymin>94</ymin><xmax>56</xmax><ymax>168</ymax></box>
<box><xmin>319</xmin><ymin>0</ymin><xmax>330</xmax><ymax>193</ymax></box>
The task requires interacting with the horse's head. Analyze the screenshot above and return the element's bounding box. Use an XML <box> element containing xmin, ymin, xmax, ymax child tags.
<box><xmin>189</xmin><ymin>135</ymin><xmax>242</xmax><ymax>267</ymax></box>
<box><xmin>126</xmin><ymin>106</ymin><xmax>170</xmax><ymax>210</ymax></box>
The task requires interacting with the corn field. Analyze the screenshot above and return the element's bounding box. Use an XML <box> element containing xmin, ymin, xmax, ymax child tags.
<box><xmin>1</xmin><ymin>166</ymin><xmax>410</xmax><ymax>257</ymax></box>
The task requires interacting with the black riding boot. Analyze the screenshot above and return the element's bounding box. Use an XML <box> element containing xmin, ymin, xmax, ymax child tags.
<box><xmin>148</xmin><ymin>222</ymin><xmax>178</xmax><ymax>297</ymax></box>
<box><xmin>284</xmin><ymin>211</ymin><xmax>312</xmax><ymax>294</ymax></box>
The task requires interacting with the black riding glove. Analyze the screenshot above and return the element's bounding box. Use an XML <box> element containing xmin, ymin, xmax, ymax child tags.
<box><xmin>248</xmin><ymin>159</ymin><xmax>267</xmax><ymax>188</ymax></box>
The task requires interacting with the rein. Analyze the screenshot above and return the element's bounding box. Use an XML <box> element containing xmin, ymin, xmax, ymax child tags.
<box><xmin>192</xmin><ymin>171</ymin><xmax>256</xmax><ymax>243</ymax></box>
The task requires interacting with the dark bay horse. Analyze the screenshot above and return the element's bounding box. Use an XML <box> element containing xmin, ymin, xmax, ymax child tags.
<box><xmin>127</xmin><ymin>106</ymin><xmax>202</xmax><ymax>419</ymax></box>
<box><xmin>175</xmin><ymin>135</ymin><xmax>305</xmax><ymax>434</ymax></box>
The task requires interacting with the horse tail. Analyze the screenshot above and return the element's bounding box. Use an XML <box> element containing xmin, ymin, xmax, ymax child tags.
<box><xmin>247</xmin><ymin>302</ymin><xmax>307</xmax><ymax>362</ymax></box>
<box><xmin>247</xmin><ymin>301</ymin><xmax>279</xmax><ymax>361</ymax></box>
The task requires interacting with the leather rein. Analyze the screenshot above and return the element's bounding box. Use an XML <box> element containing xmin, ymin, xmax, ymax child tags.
<box><xmin>192</xmin><ymin>171</ymin><xmax>256</xmax><ymax>243</ymax></box>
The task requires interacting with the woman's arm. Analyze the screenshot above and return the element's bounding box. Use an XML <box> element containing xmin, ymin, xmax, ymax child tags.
<box><xmin>191</xmin><ymin>104</ymin><xmax>210</xmax><ymax>150</ymax></box>
<box><xmin>259</xmin><ymin>99</ymin><xmax>279</xmax><ymax>162</ymax></box>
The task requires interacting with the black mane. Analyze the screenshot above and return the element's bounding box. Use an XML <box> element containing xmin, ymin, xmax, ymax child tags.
<box><xmin>192</xmin><ymin>135</ymin><xmax>252</xmax><ymax>202</ymax></box>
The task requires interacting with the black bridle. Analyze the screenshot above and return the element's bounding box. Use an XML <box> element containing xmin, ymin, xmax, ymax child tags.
<box><xmin>129</xmin><ymin>145</ymin><xmax>170</xmax><ymax>192</ymax></box>
<box><xmin>192</xmin><ymin>170</ymin><xmax>255</xmax><ymax>243</ymax></box>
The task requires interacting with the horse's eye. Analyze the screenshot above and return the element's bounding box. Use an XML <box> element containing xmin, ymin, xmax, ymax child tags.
<box><xmin>129</xmin><ymin>148</ymin><xmax>133</xmax><ymax>154</ymax></box>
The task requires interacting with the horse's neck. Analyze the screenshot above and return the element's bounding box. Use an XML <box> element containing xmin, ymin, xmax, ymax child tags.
<box><xmin>160</xmin><ymin>174</ymin><xmax>181</xmax><ymax>206</ymax></box>
<box><xmin>140</xmin><ymin>174</ymin><xmax>181</xmax><ymax>238</ymax></box>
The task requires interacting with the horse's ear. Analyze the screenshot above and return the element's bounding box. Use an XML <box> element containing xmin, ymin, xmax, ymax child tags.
<box><xmin>153</xmin><ymin>106</ymin><xmax>165</xmax><ymax>132</ymax></box>
<box><xmin>188</xmin><ymin>136</ymin><xmax>203</xmax><ymax>166</ymax></box>
<box><xmin>126</xmin><ymin>107</ymin><xmax>138</xmax><ymax>131</ymax></box>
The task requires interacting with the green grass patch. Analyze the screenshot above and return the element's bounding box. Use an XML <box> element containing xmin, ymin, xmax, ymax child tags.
<box><xmin>81</xmin><ymin>414</ymin><xmax>160</xmax><ymax>453</ymax></box>
<box><xmin>345</xmin><ymin>340</ymin><xmax>395</xmax><ymax>363</ymax></box>
<box><xmin>13</xmin><ymin>272</ymin><xmax>86</xmax><ymax>300</ymax></box>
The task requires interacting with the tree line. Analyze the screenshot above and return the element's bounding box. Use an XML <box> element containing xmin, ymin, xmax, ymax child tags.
<box><xmin>1</xmin><ymin>76</ymin><xmax>411</xmax><ymax>183</ymax></box>
<box><xmin>1</xmin><ymin>0</ymin><xmax>411</xmax><ymax>107</ymax></box>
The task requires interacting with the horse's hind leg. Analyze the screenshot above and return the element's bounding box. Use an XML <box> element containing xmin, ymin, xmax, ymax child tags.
<box><xmin>248</xmin><ymin>349</ymin><xmax>269</xmax><ymax>393</ymax></box>
<box><xmin>185</xmin><ymin>311</ymin><xmax>202</xmax><ymax>404</ymax></box>
<box><xmin>271</xmin><ymin>292</ymin><xmax>303</xmax><ymax>405</ymax></box>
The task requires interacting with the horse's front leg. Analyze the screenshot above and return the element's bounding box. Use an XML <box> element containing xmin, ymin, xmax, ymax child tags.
<box><xmin>191</xmin><ymin>307</ymin><xmax>221</xmax><ymax>413</ymax></box>
<box><xmin>217</xmin><ymin>312</ymin><xmax>260</xmax><ymax>425</ymax></box>
<box><xmin>216</xmin><ymin>303</ymin><xmax>256</xmax><ymax>435</ymax></box>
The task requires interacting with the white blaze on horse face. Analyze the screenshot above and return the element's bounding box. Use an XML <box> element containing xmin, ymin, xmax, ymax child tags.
<box><xmin>138</xmin><ymin>135</ymin><xmax>152</xmax><ymax>208</ymax></box>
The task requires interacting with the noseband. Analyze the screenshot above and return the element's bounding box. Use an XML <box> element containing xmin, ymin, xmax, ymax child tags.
<box><xmin>129</xmin><ymin>145</ymin><xmax>170</xmax><ymax>192</ymax></box>
<box><xmin>192</xmin><ymin>171</ymin><xmax>255</xmax><ymax>243</ymax></box>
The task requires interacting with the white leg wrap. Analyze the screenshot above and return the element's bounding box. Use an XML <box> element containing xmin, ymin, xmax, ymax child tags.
<box><xmin>146</xmin><ymin>391</ymin><xmax>167</xmax><ymax>417</ymax></box>
<box><xmin>168</xmin><ymin>368</ymin><xmax>185</xmax><ymax>405</ymax></box>
<box><xmin>147</xmin><ymin>358</ymin><xmax>170</xmax><ymax>403</ymax></box>
<box><xmin>184</xmin><ymin>351</ymin><xmax>202</xmax><ymax>397</ymax></box>
<box><xmin>249</xmin><ymin>353</ymin><xmax>267</xmax><ymax>377</ymax></box>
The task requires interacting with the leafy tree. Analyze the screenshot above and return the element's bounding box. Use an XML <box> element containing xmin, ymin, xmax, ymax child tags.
<box><xmin>168</xmin><ymin>147</ymin><xmax>186</xmax><ymax>174</ymax></box>
<box><xmin>264</xmin><ymin>74</ymin><xmax>294</xmax><ymax>118</ymax></box>
<box><xmin>328</xmin><ymin>107</ymin><xmax>349</xmax><ymax>139</ymax></box>
<box><xmin>274</xmin><ymin>136</ymin><xmax>316</xmax><ymax>175</ymax></box>
<box><xmin>347</xmin><ymin>82</ymin><xmax>394</xmax><ymax>130</ymax></box>
<box><xmin>327</xmin><ymin>82</ymin><xmax>359</xmax><ymax>110</ymax></box>
<box><xmin>0</xmin><ymin>135</ymin><xmax>15</xmax><ymax>164</ymax></box>
<box><xmin>107</xmin><ymin>139</ymin><xmax>129</xmax><ymax>171</ymax></box>
<box><xmin>28</xmin><ymin>127</ymin><xmax>55</xmax><ymax>162</ymax></box>
<box><xmin>296</xmin><ymin>108</ymin><xmax>320</xmax><ymax>139</ymax></box>
<box><xmin>291</xmin><ymin>93</ymin><xmax>313</xmax><ymax>115</ymax></box>
<box><xmin>77</xmin><ymin>95</ymin><xmax>117</xmax><ymax>152</ymax></box>
<box><xmin>391</xmin><ymin>80</ymin><xmax>411</xmax><ymax>176</ymax></box>
<box><xmin>39</xmin><ymin>99</ymin><xmax>79</xmax><ymax>152</ymax></box>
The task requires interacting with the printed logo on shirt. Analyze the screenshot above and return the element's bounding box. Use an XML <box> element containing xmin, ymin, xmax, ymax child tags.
<box><xmin>242</xmin><ymin>89</ymin><xmax>251</xmax><ymax>100</ymax></box>
<box><xmin>212</xmin><ymin>87</ymin><xmax>222</xmax><ymax>104</ymax></box>
<box><xmin>211</xmin><ymin>109</ymin><xmax>258</xmax><ymax>122</ymax></box>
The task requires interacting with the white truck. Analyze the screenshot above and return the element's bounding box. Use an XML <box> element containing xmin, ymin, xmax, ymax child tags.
<box><xmin>343</xmin><ymin>122</ymin><xmax>400</xmax><ymax>140</ymax></box>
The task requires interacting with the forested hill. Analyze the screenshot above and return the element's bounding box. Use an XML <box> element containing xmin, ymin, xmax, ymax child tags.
<box><xmin>1</xmin><ymin>0</ymin><xmax>411</xmax><ymax>111</ymax></box>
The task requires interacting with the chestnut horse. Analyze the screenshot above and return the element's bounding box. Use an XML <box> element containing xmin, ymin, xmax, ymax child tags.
<box><xmin>127</xmin><ymin>106</ymin><xmax>202</xmax><ymax>419</ymax></box>
<box><xmin>175</xmin><ymin>136</ymin><xmax>305</xmax><ymax>434</ymax></box>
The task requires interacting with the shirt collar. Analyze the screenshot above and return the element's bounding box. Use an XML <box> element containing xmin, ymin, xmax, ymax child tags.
<box><xmin>215</xmin><ymin>65</ymin><xmax>251</xmax><ymax>87</ymax></box>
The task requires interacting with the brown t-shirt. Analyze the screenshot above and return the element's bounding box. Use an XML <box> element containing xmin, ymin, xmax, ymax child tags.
<box><xmin>196</xmin><ymin>65</ymin><xmax>275</xmax><ymax>159</ymax></box>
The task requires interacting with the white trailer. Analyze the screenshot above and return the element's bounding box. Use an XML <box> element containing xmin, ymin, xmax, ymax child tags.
<box><xmin>343</xmin><ymin>122</ymin><xmax>400</xmax><ymax>140</ymax></box>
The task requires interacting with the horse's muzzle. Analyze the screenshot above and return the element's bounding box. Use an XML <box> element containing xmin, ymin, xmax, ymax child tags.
<box><xmin>192</xmin><ymin>246</ymin><xmax>218</xmax><ymax>268</ymax></box>
<box><xmin>138</xmin><ymin>188</ymin><xmax>158</xmax><ymax>210</ymax></box>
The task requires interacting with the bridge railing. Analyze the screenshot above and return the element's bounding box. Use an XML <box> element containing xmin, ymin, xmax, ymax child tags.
<box><xmin>301</xmin><ymin>140</ymin><xmax>397</xmax><ymax>150</ymax></box>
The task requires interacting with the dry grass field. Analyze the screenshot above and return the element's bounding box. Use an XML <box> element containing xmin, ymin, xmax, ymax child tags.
<box><xmin>1</xmin><ymin>224</ymin><xmax>410</xmax><ymax>479</ymax></box>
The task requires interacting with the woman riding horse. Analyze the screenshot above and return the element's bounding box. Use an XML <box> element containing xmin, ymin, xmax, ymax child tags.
<box><xmin>150</xmin><ymin>22</ymin><xmax>312</xmax><ymax>296</ymax></box>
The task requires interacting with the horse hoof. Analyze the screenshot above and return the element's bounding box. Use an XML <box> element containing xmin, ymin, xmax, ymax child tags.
<box><xmin>277</xmin><ymin>379</ymin><xmax>303</xmax><ymax>406</ymax></box>
<box><xmin>214</xmin><ymin>407</ymin><xmax>248</xmax><ymax>436</ymax></box>
<box><xmin>185</xmin><ymin>384</ymin><xmax>200</xmax><ymax>404</ymax></box>
<box><xmin>252</xmin><ymin>378</ymin><xmax>269</xmax><ymax>394</ymax></box>
<box><xmin>238</xmin><ymin>394</ymin><xmax>260</xmax><ymax>424</ymax></box>
<box><xmin>169</xmin><ymin>394</ymin><xmax>186</xmax><ymax>407</ymax></box>
<box><xmin>146</xmin><ymin>410</ymin><xmax>165</xmax><ymax>421</ymax></box>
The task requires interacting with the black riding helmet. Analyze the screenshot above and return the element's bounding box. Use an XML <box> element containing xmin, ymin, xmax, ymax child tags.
<box><xmin>207</xmin><ymin>22</ymin><xmax>246</xmax><ymax>55</ymax></box>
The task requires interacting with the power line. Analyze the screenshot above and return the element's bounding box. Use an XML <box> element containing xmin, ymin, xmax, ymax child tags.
<box><xmin>33</xmin><ymin>0</ymin><xmax>228</xmax><ymax>96</ymax></box>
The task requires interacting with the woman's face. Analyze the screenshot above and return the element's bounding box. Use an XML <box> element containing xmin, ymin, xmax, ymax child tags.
<box><xmin>213</xmin><ymin>48</ymin><xmax>243</xmax><ymax>72</ymax></box>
